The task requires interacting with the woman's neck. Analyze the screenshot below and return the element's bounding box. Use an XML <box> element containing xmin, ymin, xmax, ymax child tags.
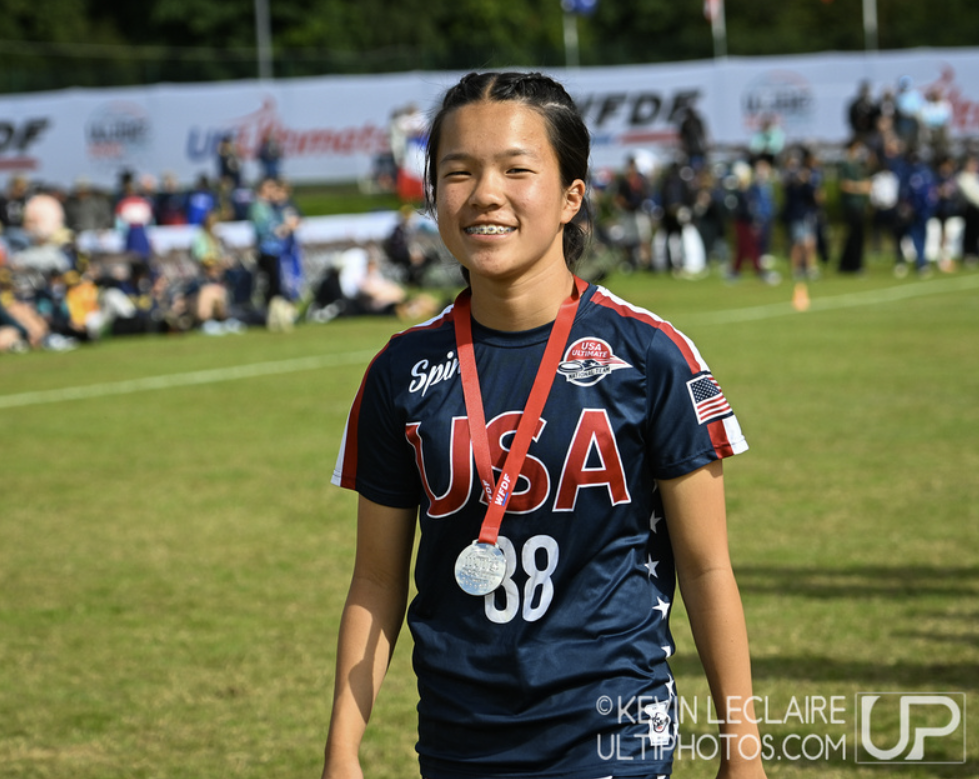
<box><xmin>468</xmin><ymin>264</ymin><xmax>576</xmax><ymax>332</ymax></box>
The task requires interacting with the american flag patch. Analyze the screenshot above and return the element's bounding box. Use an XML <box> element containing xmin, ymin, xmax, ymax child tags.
<box><xmin>686</xmin><ymin>373</ymin><xmax>732</xmax><ymax>424</ymax></box>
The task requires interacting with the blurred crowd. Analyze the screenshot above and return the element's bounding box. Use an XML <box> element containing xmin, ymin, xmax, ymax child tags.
<box><xmin>0</xmin><ymin>133</ymin><xmax>453</xmax><ymax>355</ymax></box>
<box><xmin>2</xmin><ymin>74</ymin><xmax>978</xmax><ymax>357</ymax></box>
<box><xmin>589</xmin><ymin>74</ymin><xmax>979</xmax><ymax>287</ymax></box>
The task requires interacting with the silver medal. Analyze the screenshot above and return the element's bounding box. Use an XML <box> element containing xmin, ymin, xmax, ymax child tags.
<box><xmin>454</xmin><ymin>541</ymin><xmax>506</xmax><ymax>596</ymax></box>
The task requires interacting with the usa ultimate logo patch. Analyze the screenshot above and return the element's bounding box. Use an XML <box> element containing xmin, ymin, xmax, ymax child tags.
<box><xmin>557</xmin><ymin>337</ymin><xmax>632</xmax><ymax>387</ymax></box>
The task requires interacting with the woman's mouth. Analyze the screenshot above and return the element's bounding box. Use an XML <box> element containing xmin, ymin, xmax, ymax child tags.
<box><xmin>465</xmin><ymin>225</ymin><xmax>515</xmax><ymax>235</ymax></box>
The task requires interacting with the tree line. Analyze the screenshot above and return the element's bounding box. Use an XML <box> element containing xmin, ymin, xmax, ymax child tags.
<box><xmin>2</xmin><ymin>0</ymin><xmax>978</xmax><ymax>93</ymax></box>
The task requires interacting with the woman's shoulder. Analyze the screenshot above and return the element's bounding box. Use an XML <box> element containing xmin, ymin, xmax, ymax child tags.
<box><xmin>582</xmin><ymin>284</ymin><xmax>711</xmax><ymax>372</ymax></box>
<box><xmin>369</xmin><ymin>302</ymin><xmax>458</xmax><ymax>366</ymax></box>
<box><xmin>584</xmin><ymin>284</ymin><xmax>680</xmax><ymax>340</ymax></box>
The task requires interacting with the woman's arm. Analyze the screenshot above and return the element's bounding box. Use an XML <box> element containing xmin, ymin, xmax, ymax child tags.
<box><xmin>322</xmin><ymin>495</ymin><xmax>417</xmax><ymax>779</ymax></box>
<box><xmin>659</xmin><ymin>460</ymin><xmax>767</xmax><ymax>779</ymax></box>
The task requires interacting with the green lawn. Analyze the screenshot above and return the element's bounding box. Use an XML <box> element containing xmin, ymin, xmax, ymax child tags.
<box><xmin>2</xmin><ymin>255</ymin><xmax>977</xmax><ymax>778</ymax></box>
<box><xmin>291</xmin><ymin>181</ymin><xmax>405</xmax><ymax>217</ymax></box>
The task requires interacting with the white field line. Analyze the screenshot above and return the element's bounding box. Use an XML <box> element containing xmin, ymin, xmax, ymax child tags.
<box><xmin>0</xmin><ymin>350</ymin><xmax>378</xmax><ymax>410</ymax></box>
<box><xmin>683</xmin><ymin>273</ymin><xmax>979</xmax><ymax>325</ymax></box>
<box><xmin>2</xmin><ymin>275</ymin><xmax>976</xmax><ymax>410</ymax></box>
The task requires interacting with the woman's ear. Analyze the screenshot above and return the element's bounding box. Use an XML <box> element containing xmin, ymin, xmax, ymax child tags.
<box><xmin>561</xmin><ymin>179</ymin><xmax>587</xmax><ymax>224</ymax></box>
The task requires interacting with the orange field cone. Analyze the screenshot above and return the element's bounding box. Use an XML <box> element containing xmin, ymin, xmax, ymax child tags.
<box><xmin>792</xmin><ymin>281</ymin><xmax>810</xmax><ymax>312</ymax></box>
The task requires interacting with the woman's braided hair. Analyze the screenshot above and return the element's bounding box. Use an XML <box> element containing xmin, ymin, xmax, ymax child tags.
<box><xmin>424</xmin><ymin>71</ymin><xmax>592</xmax><ymax>268</ymax></box>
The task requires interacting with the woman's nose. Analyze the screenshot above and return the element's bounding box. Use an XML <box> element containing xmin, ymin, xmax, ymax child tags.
<box><xmin>469</xmin><ymin>171</ymin><xmax>505</xmax><ymax>208</ymax></box>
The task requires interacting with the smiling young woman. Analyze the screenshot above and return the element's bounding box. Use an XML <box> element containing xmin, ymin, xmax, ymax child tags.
<box><xmin>322</xmin><ymin>71</ymin><xmax>768</xmax><ymax>779</ymax></box>
<box><xmin>431</xmin><ymin>99</ymin><xmax>585</xmax><ymax>330</ymax></box>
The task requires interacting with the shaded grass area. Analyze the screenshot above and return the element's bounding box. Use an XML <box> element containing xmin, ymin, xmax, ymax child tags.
<box><xmin>2</xmin><ymin>261</ymin><xmax>977</xmax><ymax>777</ymax></box>
<box><xmin>290</xmin><ymin>181</ymin><xmax>406</xmax><ymax>217</ymax></box>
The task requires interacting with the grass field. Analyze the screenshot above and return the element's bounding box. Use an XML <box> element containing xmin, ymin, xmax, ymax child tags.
<box><xmin>2</xmin><ymin>255</ymin><xmax>977</xmax><ymax>778</ymax></box>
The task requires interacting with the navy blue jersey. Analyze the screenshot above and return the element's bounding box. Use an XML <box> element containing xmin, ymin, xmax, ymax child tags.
<box><xmin>333</xmin><ymin>282</ymin><xmax>747</xmax><ymax>779</ymax></box>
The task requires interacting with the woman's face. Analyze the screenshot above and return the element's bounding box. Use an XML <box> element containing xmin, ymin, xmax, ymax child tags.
<box><xmin>433</xmin><ymin>100</ymin><xmax>584</xmax><ymax>285</ymax></box>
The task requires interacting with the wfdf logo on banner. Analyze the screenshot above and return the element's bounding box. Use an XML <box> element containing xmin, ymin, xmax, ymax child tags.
<box><xmin>855</xmin><ymin>693</ymin><xmax>966</xmax><ymax>764</ymax></box>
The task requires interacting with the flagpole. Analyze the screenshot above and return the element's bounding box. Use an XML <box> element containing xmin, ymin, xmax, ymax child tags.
<box><xmin>563</xmin><ymin>11</ymin><xmax>580</xmax><ymax>69</ymax></box>
<box><xmin>254</xmin><ymin>0</ymin><xmax>273</xmax><ymax>80</ymax></box>
<box><xmin>711</xmin><ymin>0</ymin><xmax>727</xmax><ymax>59</ymax></box>
<box><xmin>862</xmin><ymin>0</ymin><xmax>878</xmax><ymax>52</ymax></box>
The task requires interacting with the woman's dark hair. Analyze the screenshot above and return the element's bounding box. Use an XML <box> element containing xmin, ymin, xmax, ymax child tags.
<box><xmin>424</xmin><ymin>71</ymin><xmax>592</xmax><ymax>268</ymax></box>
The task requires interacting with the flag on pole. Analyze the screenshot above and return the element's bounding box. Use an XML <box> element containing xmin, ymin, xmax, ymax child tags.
<box><xmin>863</xmin><ymin>0</ymin><xmax>878</xmax><ymax>50</ymax></box>
<box><xmin>704</xmin><ymin>0</ymin><xmax>727</xmax><ymax>58</ymax></box>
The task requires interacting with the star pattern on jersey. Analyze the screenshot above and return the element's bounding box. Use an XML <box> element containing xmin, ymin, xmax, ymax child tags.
<box><xmin>649</xmin><ymin>508</ymin><xmax>664</xmax><ymax>533</ymax></box>
<box><xmin>645</xmin><ymin>555</ymin><xmax>659</xmax><ymax>578</ymax></box>
<box><xmin>653</xmin><ymin>596</ymin><xmax>670</xmax><ymax>619</ymax></box>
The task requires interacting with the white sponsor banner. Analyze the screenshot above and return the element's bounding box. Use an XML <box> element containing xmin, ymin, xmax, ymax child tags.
<box><xmin>2</xmin><ymin>48</ymin><xmax>978</xmax><ymax>190</ymax></box>
<box><xmin>75</xmin><ymin>210</ymin><xmax>409</xmax><ymax>255</ymax></box>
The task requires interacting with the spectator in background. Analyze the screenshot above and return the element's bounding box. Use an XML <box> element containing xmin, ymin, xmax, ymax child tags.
<box><xmin>677</xmin><ymin>104</ymin><xmax>709</xmax><ymax>170</ymax></box>
<box><xmin>219</xmin><ymin>134</ymin><xmax>255</xmax><ymax>222</ymax></box>
<box><xmin>216</xmin><ymin>134</ymin><xmax>243</xmax><ymax>190</ymax></box>
<box><xmin>388</xmin><ymin>103</ymin><xmax>427</xmax><ymax>175</ymax></box>
<box><xmin>0</xmin><ymin>266</ymin><xmax>76</xmax><ymax>351</ymax></box>
<box><xmin>189</xmin><ymin>210</ymin><xmax>244</xmax><ymax>334</ymax></box>
<box><xmin>13</xmin><ymin>191</ymin><xmax>73</xmax><ymax>275</ymax></box>
<box><xmin>258</xmin><ymin>128</ymin><xmax>284</xmax><ymax>180</ymax></box>
<box><xmin>837</xmin><ymin>139</ymin><xmax>873</xmax><ymax>274</ymax></box>
<box><xmin>227</xmin><ymin>179</ymin><xmax>254</xmax><ymax>222</ymax></box>
<box><xmin>62</xmin><ymin>267</ymin><xmax>139</xmax><ymax>342</ymax></box>
<box><xmin>383</xmin><ymin>205</ymin><xmax>438</xmax><ymax>286</ymax></box>
<box><xmin>0</xmin><ymin>175</ymin><xmax>31</xmax><ymax>251</ymax></box>
<box><xmin>272</xmin><ymin>179</ymin><xmax>304</xmax><ymax>303</ymax></box>
<box><xmin>0</xmin><ymin>297</ymin><xmax>30</xmax><ymax>352</ymax></box>
<box><xmin>920</xmin><ymin>85</ymin><xmax>952</xmax><ymax>160</ymax></box>
<box><xmin>894</xmin><ymin>76</ymin><xmax>923</xmax><ymax>151</ymax></box>
<box><xmin>804</xmin><ymin>148</ymin><xmax>831</xmax><ymax>266</ymax></box>
<box><xmin>114</xmin><ymin>171</ymin><xmax>154</xmax><ymax>266</ymax></box>
<box><xmin>154</xmin><ymin>173</ymin><xmax>187</xmax><ymax>226</ymax></box>
<box><xmin>23</xmin><ymin>192</ymin><xmax>68</xmax><ymax>248</ymax></box>
<box><xmin>876</xmin><ymin>87</ymin><xmax>898</xmax><ymax>136</ymax></box>
<box><xmin>65</xmin><ymin>179</ymin><xmax>113</xmax><ymax>233</ymax></box>
<box><xmin>865</xmin><ymin>110</ymin><xmax>896</xmax><ymax>171</ymax></box>
<box><xmin>782</xmin><ymin>149</ymin><xmax>821</xmax><ymax>281</ymax></box>
<box><xmin>356</xmin><ymin>247</ymin><xmax>409</xmax><ymax>316</ymax></box>
<box><xmin>869</xmin><ymin>134</ymin><xmax>905</xmax><ymax>260</ymax></box>
<box><xmin>611</xmin><ymin>155</ymin><xmax>653</xmax><ymax>270</ymax></box>
<box><xmin>749</xmin><ymin>114</ymin><xmax>785</xmax><ymax>166</ymax></box>
<box><xmin>250</xmin><ymin>177</ymin><xmax>284</xmax><ymax>305</ymax></box>
<box><xmin>185</xmin><ymin>175</ymin><xmax>217</xmax><ymax>226</ymax></box>
<box><xmin>847</xmin><ymin>80</ymin><xmax>880</xmax><ymax>145</ymax></box>
<box><xmin>932</xmin><ymin>155</ymin><xmax>961</xmax><ymax>272</ymax></box>
<box><xmin>897</xmin><ymin>151</ymin><xmax>937</xmax><ymax>277</ymax></box>
<box><xmin>691</xmin><ymin>166</ymin><xmax>729</xmax><ymax>270</ymax></box>
<box><xmin>957</xmin><ymin>154</ymin><xmax>979</xmax><ymax>266</ymax></box>
<box><xmin>728</xmin><ymin>161</ymin><xmax>762</xmax><ymax>281</ymax></box>
<box><xmin>250</xmin><ymin>176</ymin><xmax>302</xmax><ymax>325</ymax></box>
<box><xmin>658</xmin><ymin>160</ymin><xmax>694</xmax><ymax>273</ymax></box>
<box><xmin>727</xmin><ymin>160</ymin><xmax>778</xmax><ymax>284</ymax></box>
<box><xmin>751</xmin><ymin>157</ymin><xmax>777</xmax><ymax>266</ymax></box>
<box><xmin>388</xmin><ymin>103</ymin><xmax>428</xmax><ymax>203</ymax></box>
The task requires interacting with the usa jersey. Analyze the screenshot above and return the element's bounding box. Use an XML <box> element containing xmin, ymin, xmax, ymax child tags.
<box><xmin>333</xmin><ymin>282</ymin><xmax>747</xmax><ymax>779</ymax></box>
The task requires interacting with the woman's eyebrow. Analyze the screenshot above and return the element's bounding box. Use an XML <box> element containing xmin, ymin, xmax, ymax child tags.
<box><xmin>439</xmin><ymin>147</ymin><xmax>540</xmax><ymax>167</ymax></box>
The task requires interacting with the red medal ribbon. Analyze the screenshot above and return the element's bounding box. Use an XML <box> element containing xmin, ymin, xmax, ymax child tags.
<box><xmin>453</xmin><ymin>276</ymin><xmax>587</xmax><ymax>545</ymax></box>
